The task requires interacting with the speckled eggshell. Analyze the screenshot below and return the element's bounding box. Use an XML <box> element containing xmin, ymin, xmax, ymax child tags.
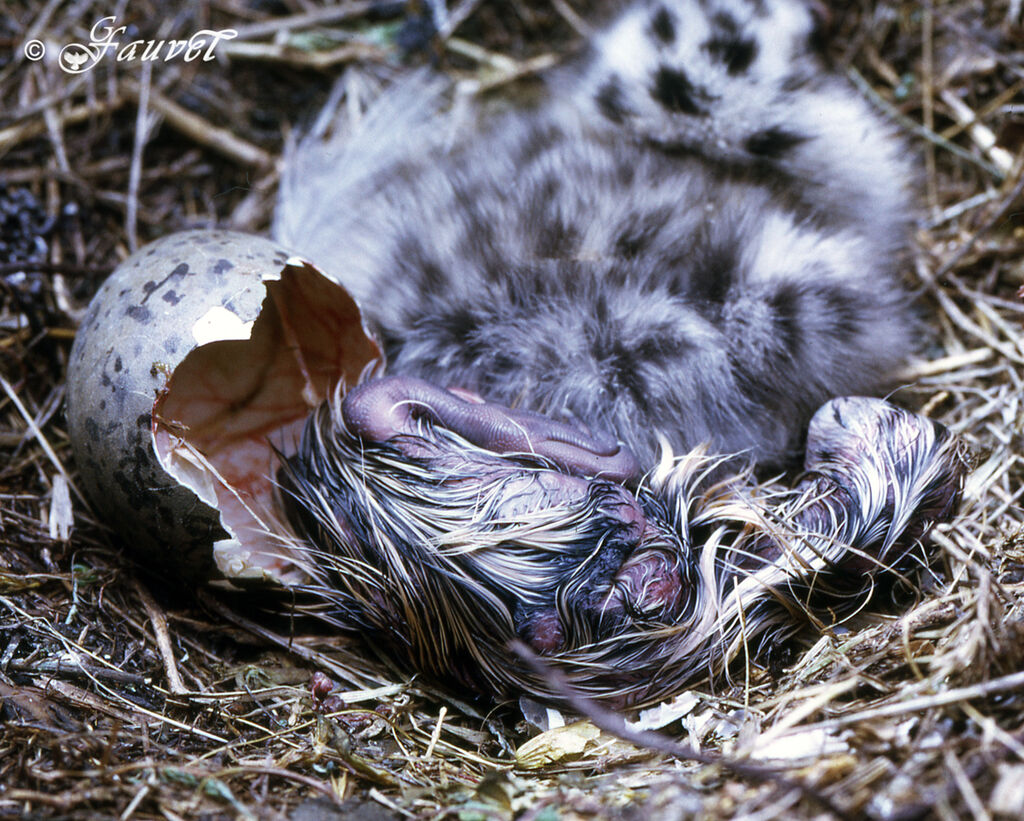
<box><xmin>66</xmin><ymin>229</ymin><xmax>294</xmax><ymax>580</ymax></box>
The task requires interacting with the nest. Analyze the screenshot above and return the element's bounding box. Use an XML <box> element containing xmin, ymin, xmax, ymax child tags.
<box><xmin>1</xmin><ymin>1</ymin><xmax>1023</xmax><ymax>818</ymax></box>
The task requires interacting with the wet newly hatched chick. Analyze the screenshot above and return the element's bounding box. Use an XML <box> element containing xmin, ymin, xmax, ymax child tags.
<box><xmin>274</xmin><ymin>0</ymin><xmax>918</xmax><ymax>471</ymax></box>
<box><xmin>279</xmin><ymin>379</ymin><xmax>965</xmax><ymax>706</ymax></box>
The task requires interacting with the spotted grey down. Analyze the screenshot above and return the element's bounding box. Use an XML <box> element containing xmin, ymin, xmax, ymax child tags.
<box><xmin>274</xmin><ymin>0</ymin><xmax>917</xmax><ymax>470</ymax></box>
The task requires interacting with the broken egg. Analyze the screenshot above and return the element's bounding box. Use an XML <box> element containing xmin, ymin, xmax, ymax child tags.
<box><xmin>66</xmin><ymin>230</ymin><xmax>380</xmax><ymax>582</ymax></box>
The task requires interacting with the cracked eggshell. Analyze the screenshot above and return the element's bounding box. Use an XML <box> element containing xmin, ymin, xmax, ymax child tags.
<box><xmin>67</xmin><ymin>229</ymin><xmax>380</xmax><ymax>583</ymax></box>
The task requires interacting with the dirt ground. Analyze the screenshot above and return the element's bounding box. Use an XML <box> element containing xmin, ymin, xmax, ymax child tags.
<box><xmin>2</xmin><ymin>1</ymin><xmax>1024</xmax><ymax>818</ymax></box>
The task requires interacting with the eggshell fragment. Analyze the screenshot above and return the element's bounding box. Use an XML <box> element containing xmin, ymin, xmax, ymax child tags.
<box><xmin>66</xmin><ymin>229</ymin><xmax>379</xmax><ymax>582</ymax></box>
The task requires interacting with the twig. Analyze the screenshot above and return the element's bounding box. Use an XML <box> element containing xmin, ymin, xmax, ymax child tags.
<box><xmin>36</xmin><ymin>677</ymin><xmax>229</xmax><ymax>744</ymax></box>
<box><xmin>0</xmin><ymin>375</ymin><xmax>90</xmax><ymax>511</ymax></box>
<box><xmin>846</xmin><ymin>67</ymin><xmax>1006</xmax><ymax>180</ymax></box>
<box><xmin>437</xmin><ymin>0</ymin><xmax>485</xmax><ymax>41</ymax></box>
<box><xmin>229</xmin><ymin>1</ymin><xmax>389</xmax><ymax>41</ymax></box>
<box><xmin>0</xmin><ymin>97</ymin><xmax>129</xmax><ymax>161</ymax></box>
<box><xmin>4</xmin><ymin>788</ymin><xmax>117</xmax><ymax>810</ymax></box>
<box><xmin>939</xmin><ymin>80</ymin><xmax>1024</xmax><ymax>144</ymax></box>
<box><xmin>921</xmin><ymin>190</ymin><xmax>1000</xmax><ymax>230</ymax></box>
<box><xmin>511</xmin><ymin>641</ymin><xmax>854</xmax><ymax>821</ymax></box>
<box><xmin>896</xmin><ymin>349</ymin><xmax>994</xmax><ymax>380</ymax></box>
<box><xmin>123</xmin><ymin>79</ymin><xmax>273</xmax><ymax>169</ymax></box>
<box><xmin>214</xmin><ymin>765</ymin><xmax>342</xmax><ymax>802</ymax></box>
<box><xmin>7</xmin><ymin>658</ymin><xmax>148</xmax><ymax>685</ymax></box>
<box><xmin>445</xmin><ymin>38</ymin><xmax>517</xmax><ymax>72</ymax></box>
<box><xmin>933</xmin><ymin>169</ymin><xmax>1024</xmax><ymax>279</ymax></box>
<box><xmin>940</xmin><ymin>89</ymin><xmax>1015</xmax><ymax>176</ymax></box>
<box><xmin>218</xmin><ymin>40</ymin><xmax>383</xmax><ymax>69</ymax></box>
<box><xmin>921</xmin><ymin>2</ymin><xmax>937</xmax><ymax>212</ymax></box>
<box><xmin>126</xmin><ymin>60</ymin><xmax>153</xmax><ymax>253</ymax></box>
<box><xmin>945</xmin><ymin>748</ymin><xmax>992</xmax><ymax>820</ymax></box>
<box><xmin>550</xmin><ymin>0</ymin><xmax>593</xmax><ymax>38</ymax></box>
<box><xmin>196</xmin><ymin>589</ymin><xmax>385</xmax><ymax>692</ymax></box>
<box><xmin>135</xmin><ymin>578</ymin><xmax>188</xmax><ymax>695</ymax></box>
<box><xmin>424</xmin><ymin>706</ymin><xmax>447</xmax><ymax>758</ymax></box>
<box><xmin>41</xmin><ymin>89</ymin><xmax>71</xmax><ymax>174</ymax></box>
<box><xmin>802</xmin><ymin>668</ymin><xmax>1024</xmax><ymax>732</ymax></box>
<box><xmin>118</xmin><ymin>782</ymin><xmax>151</xmax><ymax>821</ymax></box>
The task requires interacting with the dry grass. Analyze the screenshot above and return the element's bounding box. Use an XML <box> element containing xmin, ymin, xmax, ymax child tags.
<box><xmin>1</xmin><ymin>1</ymin><xmax>1023</xmax><ymax>818</ymax></box>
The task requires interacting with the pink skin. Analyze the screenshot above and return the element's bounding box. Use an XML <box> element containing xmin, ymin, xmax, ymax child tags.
<box><xmin>608</xmin><ymin>544</ymin><xmax>685</xmax><ymax>619</ymax></box>
<box><xmin>525</xmin><ymin>609</ymin><xmax>565</xmax><ymax>653</ymax></box>
<box><xmin>341</xmin><ymin>377</ymin><xmax>683</xmax><ymax>651</ymax></box>
<box><xmin>342</xmin><ymin>376</ymin><xmax>640</xmax><ymax>483</ymax></box>
<box><xmin>482</xmin><ymin>470</ymin><xmax>593</xmax><ymax>518</ymax></box>
<box><xmin>517</xmin><ymin>487</ymin><xmax>687</xmax><ymax>652</ymax></box>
